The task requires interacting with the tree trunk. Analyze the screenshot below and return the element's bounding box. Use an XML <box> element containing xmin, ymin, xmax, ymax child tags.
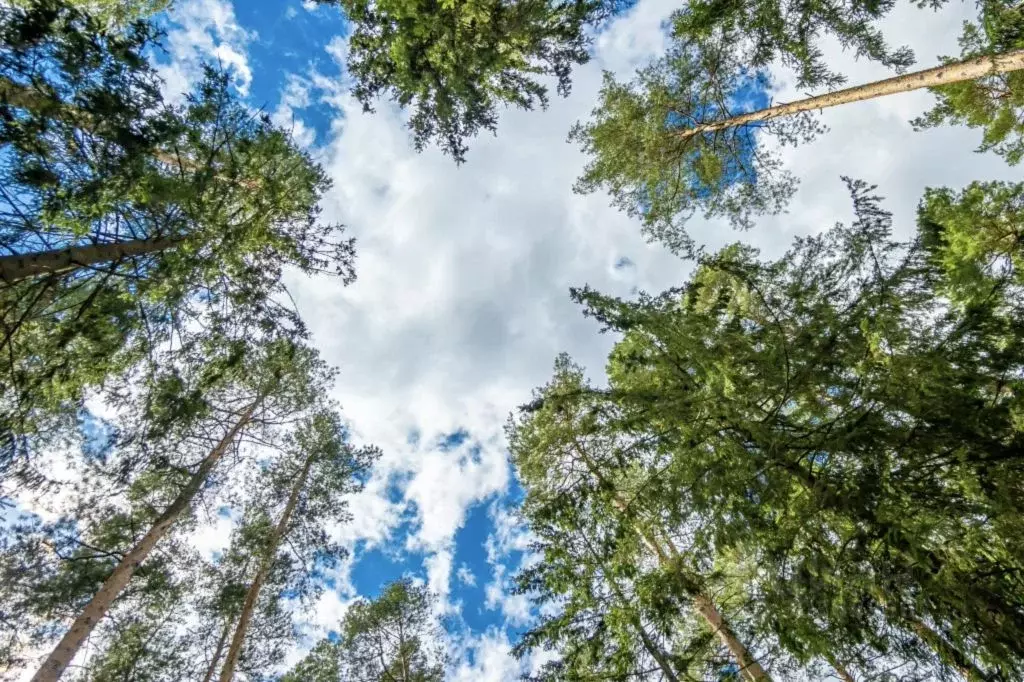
<box><xmin>679</xmin><ymin>49</ymin><xmax>1024</xmax><ymax>139</ymax></box>
<box><xmin>30</xmin><ymin>399</ymin><xmax>262</xmax><ymax>682</ymax></box>
<box><xmin>0</xmin><ymin>236</ymin><xmax>181</xmax><ymax>284</ymax></box>
<box><xmin>217</xmin><ymin>452</ymin><xmax>315</xmax><ymax>682</ymax></box>
<box><xmin>201</xmin><ymin>619</ymin><xmax>233</xmax><ymax>682</ymax></box>
<box><xmin>570</xmin><ymin>439</ymin><xmax>772</xmax><ymax>682</ymax></box>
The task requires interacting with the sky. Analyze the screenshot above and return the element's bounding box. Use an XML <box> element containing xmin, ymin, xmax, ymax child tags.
<box><xmin>12</xmin><ymin>0</ymin><xmax>1024</xmax><ymax>679</ymax></box>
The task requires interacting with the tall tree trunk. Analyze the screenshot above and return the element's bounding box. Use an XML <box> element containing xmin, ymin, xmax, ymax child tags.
<box><xmin>571</xmin><ymin>439</ymin><xmax>772</xmax><ymax>682</ymax></box>
<box><xmin>679</xmin><ymin>49</ymin><xmax>1024</xmax><ymax>140</ymax></box>
<box><xmin>0</xmin><ymin>236</ymin><xmax>181</xmax><ymax>284</ymax></box>
<box><xmin>201</xmin><ymin>619</ymin><xmax>233</xmax><ymax>682</ymax></box>
<box><xmin>217</xmin><ymin>451</ymin><xmax>315</xmax><ymax>682</ymax></box>
<box><xmin>30</xmin><ymin>398</ymin><xmax>263</xmax><ymax>682</ymax></box>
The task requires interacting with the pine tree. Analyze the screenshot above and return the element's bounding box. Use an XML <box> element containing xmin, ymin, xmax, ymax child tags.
<box><xmin>508</xmin><ymin>360</ymin><xmax>773</xmax><ymax>681</ymax></box>
<box><xmin>515</xmin><ymin>178</ymin><xmax>1024</xmax><ymax>680</ymax></box>
<box><xmin>216</xmin><ymin>410</ymin><xmax>378</xmax><ymax>682</ymax></box>
<box><xmin>286</xmin><ymin>579</ymin><xmax>447</xmax><ymax>682</ymax></box>
<box><xmin>26</xmin><ymin>336</ymin><xmax>334</xmax><ymax>682</ymax></box>
<box><xmin>573</xmin><ymin>0</ymin><xmax>1023</xmax><ymax>249</ymax></box>
<box><xmin>314</xmin><ymin>0</ymin><xmax>609</xmax><ymax>163</ymax></box>
<box><xmin>914</xmin><ymin>0</ymin><xmax>1024</xmax><ymax>165</ymax></box>
<box><xmin>0</xmin><ymin>2</ymin><xmax>356</xmax><ymax>474</ymax></box>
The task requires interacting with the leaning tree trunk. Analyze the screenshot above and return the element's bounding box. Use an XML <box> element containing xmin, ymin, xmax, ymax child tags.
<box><xmin>679</xmin><ymin>49</ymin><xmax>1024</xmax><ymax>139</ymax></box>
<box><xmin>201</xmin><ymin>619</ymin><xmax>234</xmax><ymax>682</ymax></box>
<box><xmin>217</xmin><ymin>451</ymin><xmax>315</xmax><ymax>682</ymax></box>
<box><xmin>0</xmin><ymin>236</ymin><xmax>181</xmax><ymax>284</ymax></box>
<box><xmin>571</xmin><ymin>440</ymin><xmax>773</xmax><ymax>682</ymax></box>
<box><xmin>29</xmin><ymin>397</ymin><xmax>263</xmax><ymax>682</ymax></box>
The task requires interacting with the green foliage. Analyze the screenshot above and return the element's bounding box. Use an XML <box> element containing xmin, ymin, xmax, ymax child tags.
<box><xmin>10</xmin><ymin>0</ymin><xmax>169</xmax><ymax>26</ymax></box>
<box><xmin>340</xmin><ymin>578</ymin><xmax>446</xmax><ymax>682</ymax></box>
<box><xmin>289</xmin><ymin>578</ymin><xmax>446</xmax><ymax>682</ymax></box>
<box><xmin>570</xmin><ymin>44</ymin><xmax>806</xmax><ymax>250</ymax></box>
<box><xmin>512</xmin><ymin>179</ymin><xmax>1024</xmax><ymax>680</ymax></box>
<box><xmin>913</xmin><ymin>0</ymin><xmax>1024</xmax><ymax>165</ymax></box>
<box><xmin>918</xmin><ymin>179</ymin><xmax>1024</xmax><ymax>307</ymax></box>
<box><xmin>281</xmin><ymin>640</ymin><xmax>342</xmax><ymax>682</ymax></box>
<box><xmin>0</xmin><ymin>1</ymin><xmax>357</xmax><ymax>475</ymax></box>
<box><xmin>317</xmin><ymin>0</ymin><xmax>605</xmax><ymax>162</ymax></box>
<box><xmin>671</xmin><ymin>0</ymin><xmax>918</xmax><ymax>90</ymax></box>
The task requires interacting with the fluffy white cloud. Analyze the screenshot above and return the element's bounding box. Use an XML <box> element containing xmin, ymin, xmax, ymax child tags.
<box><xmin>156</xmin><ymin>0</ymin><xmax>255</xmax><ymax>100</ymax></box>
<box><xmin>456</xmin><ymin>563</ymin><xmax>477</xmax><ymax>587</ymax></box>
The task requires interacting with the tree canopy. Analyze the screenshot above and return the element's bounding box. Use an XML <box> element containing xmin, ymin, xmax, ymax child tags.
<box><xmin>511</xmin><ymin>178</ymin><xmax>1024</xmax><ymax>681</ymax></box>
<box><xmin>317</xmin><ymin>0</ymin><xmax>608</xmax><ymax>162</ymax></box>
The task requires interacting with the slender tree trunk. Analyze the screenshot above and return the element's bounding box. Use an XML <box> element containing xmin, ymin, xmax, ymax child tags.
<box><xmin>0</xmin><ymin>236</ymin><xmax>181</xmax><ymax>284</ymax></box>
<box><xmin>679</xmin><ymin>49</ymin><xmax>1024</xmax><ymax>139</ymax></box>
<box><xmin>30</xmin><ymin>398</ymin><xmax>263</xmax><ymax>682</ymax></box>
<box><xmin>657</xmin><ymin>531</ymin><xmax>771</xmax><ymax>682</ymax></box>
<box><xmin>201</xmin><ymin>619</ymin><xmax>233</xmax><ymax>682</ymax></box>
<box><xmin>571</xmin><ymin>439</ymin><xmax>772</xmax><ymax>682</ymax></box>
<box><xmin>217</xmin><ymin>452</ymin><xmax>315</xmax><ymax>682</ymax></box>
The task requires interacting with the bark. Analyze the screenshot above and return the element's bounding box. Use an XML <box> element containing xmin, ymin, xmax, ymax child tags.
<box><xmin>570</xmin><ymin>438</ymin><xmax>772</xmax><ymax>682</ymax></box>
<box><xmin>29</xmin><ymin>398</ymin><xmax>262</xmax><ymax>682</ymax></box>
<box><xmin>201</xmin><ymin>619</ymin><xmax>233</xmax><ymax>682</ymax></box>
<box><xmin>217</xmin><ymin>451</ymin><xmax>315</xmax><ymax>682</ymax></box>
<box><xmin>679</xmin><ymin>49</ymin><xmax>1024</xmax><ymax>139</ymax></box>
<box><xmin>0</xmin><ymin>236</ymin><xmax>181</xmax><ymax>284</ymax></box>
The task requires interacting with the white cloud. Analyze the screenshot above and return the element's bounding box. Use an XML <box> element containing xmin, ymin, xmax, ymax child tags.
<box><xmin>456</xmin><ymin>563</ymin><xmax>477</xmax><ymax>587</ymax></box>
<box><xmin>156</xmin><ymin>0</ymin><xmax>255</xmax><ymax>100</ymax></box>
<box><xmin>424</xmin><ymin>547</ymin><xmax>455</xmax><ymax>614</ymax></box>
<box><xmin>272</xmin><ymin>74</ymin><xmax>318</xmax><ymax>148</ymax></box>
<box><xmin>448</xmin><ymin>629</ymin><xmax>522</xmax><ymax>682</ymax></box>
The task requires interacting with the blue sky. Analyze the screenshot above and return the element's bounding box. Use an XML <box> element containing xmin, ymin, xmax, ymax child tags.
<box><xmin>8</xmin><ymin>0</ymin><xmax>1019</xmax><ymax>679</ymax></box>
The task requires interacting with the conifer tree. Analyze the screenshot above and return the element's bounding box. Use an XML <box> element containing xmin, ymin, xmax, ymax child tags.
<box><xmin>0</xmin><ymin>1</ymin><xmax>356</xmax><ymax>473</ymax></box>
<box><xmin>285</xmin><ymin>579</ymin><xmax>447</xmax><ymax>682</ymax></box>
<box><xmin>314</xmin><ymin>0</ymin><xmax>610</xmax><ymax>162</ymax></box>
<box><xmin>27</xmin><ymin>336</ymin><xmax>334</xmax><ymax>682</ymax></box>
<box><xmin>514</xmin><ymin>178</ymin><xmax>1024</xmax><ymax>680</ymax></box>
<box><xmin>509</xmin><ymin>360</ymin><xmax>773</xmax><ymax>681</ymax></box>
<box><xmin>216</xmin><ymin>410</ymin><xmax>377</xmax><ymax>682</ymax></box>
<box><xmin>573</xmin><ymin>0</ymin><xmax>1023</xmax><ymax>249</ymax></box>
<box><xmin>914</xmin><ymin>0</ymin><xmax>1024</xmax><ymax>165</ymax></box>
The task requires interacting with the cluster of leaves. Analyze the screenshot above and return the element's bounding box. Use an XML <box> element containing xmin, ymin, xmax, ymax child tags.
<box><xmin>317</xmin><ymin>0</ymin><xmax>610</xmax><ymax>162</ymax></box>
<box><xmin>0</xmin><ymin>0</ymin><xmax>355</xmax><ymax>478</ymax></box>
<box><xmin>283</xmin><ymin>578</ymin><xmax>447</xmax><ymax>682</ymax></box>
<box><xmin>511</xmin><ymin>179</ymin><xmax>1024</xmax><ymax>681</ymax></box>
<box><xmin>914</xmin><ymin>0</ymin><xmax>1024</xmax><ymax>165</ymax></box>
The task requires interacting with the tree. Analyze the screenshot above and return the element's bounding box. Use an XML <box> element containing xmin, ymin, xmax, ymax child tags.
<box><xmin>572</xmin><ymin>32</ymin><xmax>1024</xmax><ymax>250</ymax></box>
<box><xmin>914</xmin><ymin>0</ymin><xmax>1024</xmax><ymax>165</ymax></box>
<box><xmin>216</xmin><ymin>409</ymin><xmax>378</xmax><ymax>682</ymax></box>
<box><xmin>315</xmin><ymin>0</ymin><xmax>611</xmax><ymax>162</ymax></box>
<box><xmin>519</xmin><ymin>178</ymin><xmax>1024</xmax><ymax>679</ymax></box>
<box><xmin>288</xmin><ymin>579</ymin><xmax>447</xmax><ymax>682</ymax></box>
<box><xmin>9</xmin><ymin>0</ymin><xmax>169</xmax><ymax>26</ymax></box>
<box><xmin>508</xmin><ymin>359</ymin><xmax>774</xmax><ymax>681</ymax></box>
<box><xmin>27</xmin><ymin>337</ymin><xmax>334</xmax><ymax>682</ymax></box>
<box><xmin>339</xmin><ymin>579</ymin><xmax>446</xmax><ymax>682</ymax></box>
<box><xmin>0</xmin><ymin>1</ymin><xmax>356</xmax><ymax>475</ymax></box>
